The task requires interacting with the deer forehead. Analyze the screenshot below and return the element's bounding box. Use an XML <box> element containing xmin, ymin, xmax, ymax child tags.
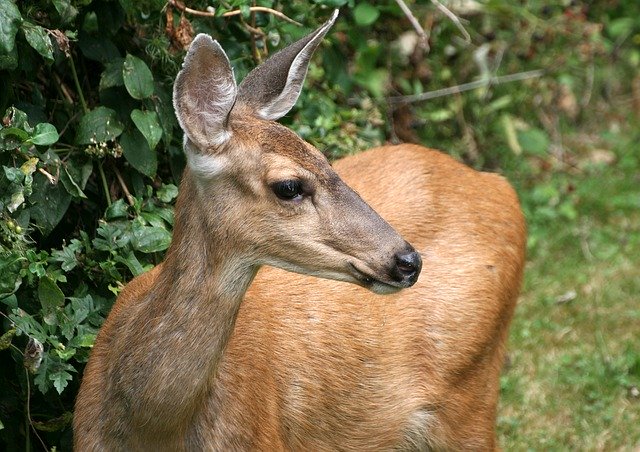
<box><xmin>250</xmin><ymin>122</ymin><xmax>335</xmax><ymax>183</ymax></box>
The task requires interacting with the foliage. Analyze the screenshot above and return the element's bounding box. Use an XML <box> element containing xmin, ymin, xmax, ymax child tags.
<box><xmin>0</xmin><ymin>0</ymin><xmax>638</xmax><ymax>449</ymax></box>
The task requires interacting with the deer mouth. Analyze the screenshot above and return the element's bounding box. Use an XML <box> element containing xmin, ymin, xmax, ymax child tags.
<box><xmin>347</xmin><ymin>262</ymin><xmax>403</xmax><ymax>295</ymax></box>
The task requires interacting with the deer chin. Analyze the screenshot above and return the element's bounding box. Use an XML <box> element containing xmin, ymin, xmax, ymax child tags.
<box><xmin>347</xmin><ymin>263</ymin><xmax>405</xmax><ymax>295</ymax></box>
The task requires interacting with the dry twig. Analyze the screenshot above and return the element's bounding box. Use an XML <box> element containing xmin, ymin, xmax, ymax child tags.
<box><xmin>394</xmin><ymin>0</ymin><xmax>430</xmax><ymax>51</ymax></box>
<box><xmin>389</xmin><ymin>69</ymin><xmax>545</xmax><ymax>104</ymax></box>
<box><xmin>167</xmin><ymin>1</ymin><xmax>301</xmax><ymax>26</ymax></box>
<box><xmin>112</xmin><ymin>165</ymin><xmax>135</xmax><ymax>206</ymax></box>
<box><xmin>430</xmin><ymin>0</ymin><xmax>471</xmax><ymax>44</ymax></box>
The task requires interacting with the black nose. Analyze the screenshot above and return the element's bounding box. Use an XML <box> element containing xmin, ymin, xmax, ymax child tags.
<box><xmin>392</xmin><ymin>249</ymin><xmax>422</xmax><ymax>286</ymax></box>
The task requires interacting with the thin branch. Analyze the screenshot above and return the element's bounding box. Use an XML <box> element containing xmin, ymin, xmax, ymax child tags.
<box><xmin>581</xmin><ymin>62</ymin><xmax>595</xmax><ymax>107</ymax></box>
<box><xmin>25</xmin><ymin>368</ymin><xmax>48</xmax><ymax>452</ymax></box>
<box><xmin>394</xmin><ymin>0</ymin><xmax>429</xmax><ymax>51</ymax></box>
<box><xmin>389</xmin><ymin>69</ymin><xmax>545</xmax><ymax>104</ymax></box>
<box><xmin>112</xmin><ymin>164</ymin><xmax>135</xmax><ymax>206</ymax></box>
<box><xmin>430</xmin><ymin>0</ymin><xmax>471</xmax><ymax>44</ymax></box>
<box><xmin>38</xmin><ymin>167</ymin><xmax>57</xmax><ymax>184</ymax></box>
<box><xmin>97</xmin><ymin>161</ymin><xmax>112</xmax><ymax>207</ymax></box>
<box><xmin>222</xmin><ymin>6</ymin><xmax>301</xmax><ymax>26</ymax></box>
<box><xmin>167</xmin><ymin>0</ymin><xmax>215</xmax><ymax>17</ymax></box>
<box><xmin>167</xmin><ymin>1</ymin><xmax>301</xmax><ymax>26</ymax></box>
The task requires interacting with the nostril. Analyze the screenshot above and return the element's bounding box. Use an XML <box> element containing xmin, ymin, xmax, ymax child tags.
<box><xmin>394</xmin><ymin>250</ymin><xmax>422</xmax><ymax>282</ymax></box>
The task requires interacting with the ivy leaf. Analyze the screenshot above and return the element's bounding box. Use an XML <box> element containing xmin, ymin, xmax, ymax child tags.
<box><xmin>105</xmin><ymin>198</ymin><xmax>128</xmax><ymax>220</ymax></box>
<box><xmin>77</xmin><ymin>32</ymin><xmax>119</xmax><ymax>63</ymax></box>
<box><xmin>353</xmin><ymin>3</ymin><xmax>380</xmax><ymax>26</ymax></box>
<box><xmin>22</xmin><ymin>22</ymin><xmax>54</xmax><ymax>61</ymax></box>
<box><xmin>120</xmin><ymin>128</ymin><xmax>157</xmax><ymax>177</ymax></box>
<box><xmin>99</xmin><ymin>58</ymin><xmax>124</xmax><ymax>91</ymax></box>
<box><xmin>28</xmin><ymin>172</ymin><xmax>72</xmax><ymax>236</ymax></box>
<box><xmin>51</xmin><ymin>241</ymin><xmax>81</xmax><ymax>271</ymax></box>
<box><xmin>131</xmin><ymin>224</ymin><xmax>172</xmax><ymax>253</ymax></box>
<box><xmin>29</xmin><ymin>122</ymin><xmax>59</xmax><ymax>146</ymax></box>
<box><xmin>52</xmin><ymin>0</ymin><xmax>78</xmax><ymax>25</ymax></box>
<box><xmin>59</xmin><ymin>157</ymin><xmax>92</xmax><ymax>198</ymax></box>
<box><xmin>156</xmin><ymin>184</ymin><xmax>178</xmax><ymax>203</ymax></box>
<box><xmin>75</xmin><ymin>106</ymin><xmax>124</xmax><ymax>144</ymax></box>
<box><xmin>52</xmin><ymin>368</ymin><xmax>73</xmax><ymax>394</ymax></box>
<box><xmin>123</xmin><ymin>54</ymin><xmax>154</xmax><ymax>100</ymax></box>
<box><xmin>131</xmin><ymin>109</ymin><xmax>162</xmax><ymax>150</ymax></box>
<box><xmin>0</xmin><ymin>44</ymin><xmax>17</xmax><ymax>70</ymax></box>
<box><xmin>0</xmin><ymin>0</ymin><xmax>22</xmax><ymax>54</ymax></box>
<box><xmin>114</xmin><ymin>251</ymin><xmax>145</xmax><ymax>276</ymax></box>
<box><xmin>0</xmin><ymin>127</ymin><xmax>29</xmax><ymax>149</ymax></box>
<box><xmin>38</xmin><ymin>276</ymin><xmax>65</xmax><ymax>315</ymax></box>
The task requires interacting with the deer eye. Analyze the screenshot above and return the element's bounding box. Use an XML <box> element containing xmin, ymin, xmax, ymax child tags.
<box><xmin>271</xmin><ymin>180</ymin><xmax>304</xmax><ymax>200</ymax></box>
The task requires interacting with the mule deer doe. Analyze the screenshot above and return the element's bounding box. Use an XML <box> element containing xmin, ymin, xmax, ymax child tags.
<box><xmin>74</xmin><ymin>10</ymin><xmax>525</xmax><ymax>451</ymax></box>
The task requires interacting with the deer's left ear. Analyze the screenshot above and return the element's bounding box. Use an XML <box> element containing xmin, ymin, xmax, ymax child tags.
<box><xmin>236</xmin><ymin>10</ymin><xmax>338</xmax><ymax>121</ymax></box>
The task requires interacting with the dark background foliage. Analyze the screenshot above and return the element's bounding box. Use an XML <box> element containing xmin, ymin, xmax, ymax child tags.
<box><xmin>1</xmin><ymin>0</ymin><xmax>638</xmax><ymax>449</ymax></box>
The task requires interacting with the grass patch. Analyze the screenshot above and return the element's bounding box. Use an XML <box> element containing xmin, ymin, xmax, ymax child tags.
<box><xmin>498</xmin><ymin>124</ymin><xmax>640</xmax><ymax>450</ymax></box>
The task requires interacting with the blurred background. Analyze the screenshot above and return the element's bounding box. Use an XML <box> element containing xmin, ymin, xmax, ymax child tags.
<box><xmin>0</xmin><ymin>0</ymin><xmax>638</xmax><ymax>449</ymax></box>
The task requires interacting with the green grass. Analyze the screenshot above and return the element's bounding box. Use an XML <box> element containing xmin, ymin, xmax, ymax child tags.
<box><xmin>498</xmin><ymin>122</ymin><xmax>640</xmax><ymax>450</ymax></box>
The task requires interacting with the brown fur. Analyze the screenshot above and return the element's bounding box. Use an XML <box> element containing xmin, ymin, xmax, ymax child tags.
<box><xmin>74</xmin><ymin>140</ymin><xmax>525</xmax><ymax>451</ymax></box>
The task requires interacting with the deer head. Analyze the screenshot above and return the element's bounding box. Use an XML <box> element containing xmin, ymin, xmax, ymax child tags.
<box><xmin>172</xmin><ymin>10</ymin><xmax>421</xmax><ymax>294</ymax></box>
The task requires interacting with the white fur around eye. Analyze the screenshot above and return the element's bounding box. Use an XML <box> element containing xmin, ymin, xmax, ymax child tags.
<box><xmin>186</xmin><ymin>148</ymin><xmax>229</xmax><ymax>178</ymax></box>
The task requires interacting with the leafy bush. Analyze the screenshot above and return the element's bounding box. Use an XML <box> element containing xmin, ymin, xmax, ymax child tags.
<box><xmin>1</xmin><ymin>0</ymin><xmax>638</xmax><ymax>449</ymax></box>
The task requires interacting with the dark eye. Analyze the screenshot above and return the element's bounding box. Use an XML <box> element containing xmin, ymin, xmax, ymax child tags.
<box><xmin>271</xmin><ymin>180</ymin><xmax>304</xmax><ymax>200</ymax></box>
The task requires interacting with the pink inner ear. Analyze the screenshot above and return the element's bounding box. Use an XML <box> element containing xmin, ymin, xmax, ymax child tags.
<box><xmin>174</xmin><ymin>35</ymin><xmax>238</xmax><ymax>149</ymax></box>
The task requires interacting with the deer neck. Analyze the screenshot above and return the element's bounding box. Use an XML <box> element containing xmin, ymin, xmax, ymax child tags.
<box><xmin>112</xmin><ymin>171</ymin><xmax>257</xmax><ymax>434</ymax></box>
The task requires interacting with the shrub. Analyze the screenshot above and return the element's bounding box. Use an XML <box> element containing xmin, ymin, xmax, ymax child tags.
<box><xmin>1</xmin><ymin>0</ymin><xmax>637</xmax><ymax>448</ymax></box>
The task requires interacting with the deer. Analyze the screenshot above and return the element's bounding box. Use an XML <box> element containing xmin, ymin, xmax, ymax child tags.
<box><xmin>73</xmin><ymin>10</ymin><xmax>525</xmax><ymax>451</ymax></box>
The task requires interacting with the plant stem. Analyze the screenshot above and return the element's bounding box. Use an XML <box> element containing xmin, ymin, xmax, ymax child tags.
<box><xmin>98</xmin><ymin>161</ymin><xmax>112</xmax><ymax>206</ymax></box>
<box><xmin>69</xmin><ymin>56</ymin><xmax>88</xmax><ymax>114</ymax></box>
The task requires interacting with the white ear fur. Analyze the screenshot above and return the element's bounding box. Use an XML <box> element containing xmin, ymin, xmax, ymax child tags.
<box><xmin>173</xmin><ymin>34</ymin><xmax>237</xmax><ymax>149</ymax></box>
<box><xmin>256</xmin><ymin>33</ymin><xmax>326</xmax><ymax>120</ymax></box>
<box><xmin>185</xmin><ymin>145</ymin><xmax>229</xmax><ymax>178</ymax></box>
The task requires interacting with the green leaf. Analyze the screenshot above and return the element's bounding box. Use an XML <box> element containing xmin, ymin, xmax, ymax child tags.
<box><xmin>0</xmin><ymin>254</ymin><xmax>22</xmax><ymax>297</ymax></box>
<box><xmin>131</xmin><ymin>109</ymin><xmax>162</xmax><ymax>150</ymax></box>
<box><xmin>123</xmin><ymin>54</ymin><xmax>154</xmax><ymax>100</ymax></box>
<box><xmin>114</xmin><ymin>250</ymin><xmax>145</xmax><ymax>276</ymax></box>
<box><xmin>59</xmin><ymin>157</ymin><xmax>92</xmax><ymax>198</ymax></box>
<box><xmin>28</xmin><ymin>172</ymin><xmax>72</xmax><ymax>236</ymax></box>
<box><xmin>60</xmin><ymin>165</ymin><xmax>85</xmax><ymax>198</ymax></box>
<box><xmin>0</xmin><ymin>0</ymin><xmax>22</xmax><ymax>54</ymax></box>
<box><xmin>131</xmin><ymin>225</ymin><xmax>172</xmax><ymax>253</ymax></box>
<box><xmin>105</xmin><ymin>198</ymin><xmax>129</xmax><ymax>220</ymax></box>
<box><xmin>353</xmin><ymin>68</ymin><xmax>388</xmax><ymax>98</ymax></box>
<box><xmin>0</xmin><ymin>43</ymin><xmax>17</xmax><ymax>70</ymax></box>
<box><xmin>353</xmin><ymin>3</ymin><xmax>380</xmax><ymax>26</ymax></box>
<box><xmin>51</xmin><ymin>241</ymin><xmax>81</xmax><ymax>271</ymax></box>
<box><xmin>75</xmin><ymin>106</ymin><xmax>124</xmax><ymax>144</ymax></box>
<box><xmin>52</xmin><ymin>0</ymin><xmax>78</xmax><ymax>25</ymax></box>
<box><xmin>29</xmin><ymin>122</ymin><xmax>59</xmax><ymax>145</ymax></box>
<box><xmin>0</xmin><ymin>127</ymin><xmax>29</xmax><ymax>149</ymax></box>
<box><xmin>38</xmin><ymin>276</ymin><xmax>65</xmax><ymax>315</ymax></box>
<box><xmin>0</xmin><ymin>294</ymin><xmax>18</xmax><ymax>309</ymax></box>
<box><xmin>3</xmin><ymin>165</ymin><xmax>23</xmax><ymax>182</ymax></box>
<box><xmin>99</xmin><ymin>58</ymin><xmax>125</xmax><ymax>91</ymax></box>
<box><xmin>0</xmin><ymin>327</ymin><xmax>15</xmax><ymax>351</ymax></box>
<box><xmin>22</xmin><ymin>22</ymin><xmax>54</xmax><ymax>61</ymax></box>
<box><xmin>52</xmin><ymin>369</ymin><xmax>73</xmax><ymax>394</ymax></box>
<box><xmin>517</xmin><ymin>128</ymin><xmax>549</xmax><ymax>156</ymax></box>
<box><xmin>78</xmin><ymin>32</ymin><xmax>119</xmax><ymax>63</ymax></box>
<box><xmin>120</xmin><ymin>128</ymin><xmax>157</xmax><ymax>177</ymax></box>
<box><xmin>157</xmin><ymin>184</ymin><xmax>178</xmax><ymax>203</ymax></box>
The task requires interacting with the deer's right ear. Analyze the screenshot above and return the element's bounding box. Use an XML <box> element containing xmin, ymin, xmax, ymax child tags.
<box><xmin>173</xmin><ymin>34</ymin><xmax>237</xmax><ymax>149</ymax></box>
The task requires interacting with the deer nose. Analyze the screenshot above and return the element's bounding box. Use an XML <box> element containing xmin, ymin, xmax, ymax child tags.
<box><xmin>392</xmin><ymin>248</ymin><xmax>422</xmax><ymax>286</ymax></box>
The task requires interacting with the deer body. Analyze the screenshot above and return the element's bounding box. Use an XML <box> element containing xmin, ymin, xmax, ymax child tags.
<box><xmin>74</xmin><ymin>11</ymin><xmax>525</xmax><ymax>451</ymax></box>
